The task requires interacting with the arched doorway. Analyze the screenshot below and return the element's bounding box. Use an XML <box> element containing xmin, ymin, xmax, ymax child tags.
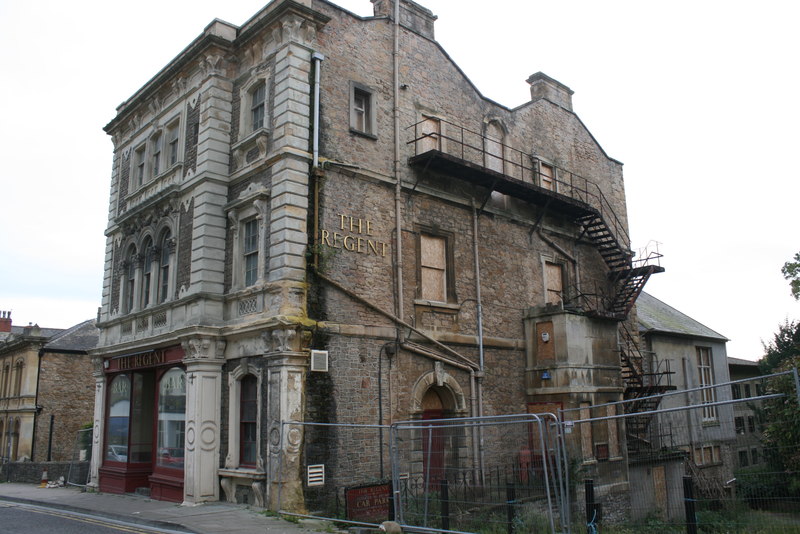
<box><xmin>420</xmin><ymin>386</ymin><xmax>457</xmax><ymax>486</ymax></box>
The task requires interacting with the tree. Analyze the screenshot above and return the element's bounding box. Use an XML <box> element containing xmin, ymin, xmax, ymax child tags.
<box><xmin>758</xmin><ymin>321</ymin><xmax>800</xmax><ymax>494</ymax></box>
<box><xmin>759</xmin><ymin>319</ymin><xmax>800</xmax><ymax>374</ymax></box>
<box><xmin>781</xmin><ymin>252</ymin><xmax>800</xmax><ymax>300</ymax></box>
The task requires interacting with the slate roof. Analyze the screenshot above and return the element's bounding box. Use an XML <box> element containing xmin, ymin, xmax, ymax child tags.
<box><xmin>636</xmin><ymin>292</ymin><xmax>728</xmax><ymax>342</ymax></box>
<box><xmin>42</xmin><ymin>319</ymin><xmax>99</xmax><ymax>353</ymax></box>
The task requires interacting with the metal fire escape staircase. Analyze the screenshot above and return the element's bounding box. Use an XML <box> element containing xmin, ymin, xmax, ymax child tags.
<box><xmin>618</xmin><ymin>323</ymin><xmax>675</xmax><ymax>455</ymax></box>
<box><xmin>405</xmin><ymin>118</ymin><xmax>664</xmax><ymax>319</ymax></box>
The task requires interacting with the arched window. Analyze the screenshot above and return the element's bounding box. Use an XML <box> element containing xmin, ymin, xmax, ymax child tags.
<box><xmin>1</xmin><ymin>365</ymin><xmax>8</xmax><ymax>397</ymax></box>
<box><xmin>11</xmin><ymin>418</ymin><xmax>20</xmax><ymax>461</ymax></box>
<box><xmin>240</xmin><ymin>375</ymin><xmax>258</xmax><ymax>467</ymax></box>
<box><xmin>141</xmin><ymin>237</ymin><xmax>153</xmax><ymax>309</ymax></box>
<box><xmin>106</xmin><ymin>375</ymin><xmax>131</xmax><ymax>462</ymax></box>
<box><xmin>125</xmin><ymin>246</ymin><xmax>137</xmax><ymax>313</ymax></box>
<box><xmin>157</xmin><ymin>368</ymin><xmax>186</xmax><ymax>470</ymax></box>
<box><xmin>13</xmin><ymin>361</ymin><xmax>23</xmax><ymax>396</ymax></box>
<box><xmin>158</xmin><ymin>230</ymin><xmax>172</xmax><ymax>304</ymax></box>
<box><xmin>484</xmin><ymin>120</ymin><xmax>505</xmax><ymax>174</ymax></box>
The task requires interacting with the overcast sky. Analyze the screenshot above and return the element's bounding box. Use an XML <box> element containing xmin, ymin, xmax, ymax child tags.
<box><xmin>1</xmin><ymin>0</ymin><xmax>798</xmax><ymax>360</ymax></box>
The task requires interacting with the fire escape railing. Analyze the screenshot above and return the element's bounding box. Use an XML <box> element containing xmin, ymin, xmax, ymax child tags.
<box><xmin>407</xmin><ymin>119</ymin><xmax>630</xmax><ymax>249</ymax></box>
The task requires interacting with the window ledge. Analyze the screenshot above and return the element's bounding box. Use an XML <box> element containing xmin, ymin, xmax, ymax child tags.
<box><xmin>414</xmin><ymin>299</ymin><xmax>460</xmax><ymax>312</ymax></box>
<box><xmin>219</xmin><ymin>467</ymin><xmax>266</xmax><ymax>480</ymax></box>
<box><xmin>232</xmin><ymin>129</ymin><xmax>269</xmax><ymax>173</ymax></box>
<box><xmin>350</xmin><ymin>127</ymin><xmax>377</xmax><ymax>140</ymax></box>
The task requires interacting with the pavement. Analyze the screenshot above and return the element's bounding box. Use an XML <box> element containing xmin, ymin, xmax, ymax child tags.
<box><xmin>0</xmin><ymin>482</ymin><xmax>337</xmax><ymax>534</ymax></box>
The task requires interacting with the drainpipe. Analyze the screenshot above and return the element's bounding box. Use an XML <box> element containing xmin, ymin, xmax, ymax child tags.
<box><xmin>311</xmin><ymin>52</ymin><xmax>324</xmax><ymax>169</ymax></box>
<box><xmin>393</xmin><ymin>0</ymin><xmax>404</xmax><ymax>325</ymax></box>
<box><xmin>472</xmin><ymin>202</ymin><xmax>486</xmax><ymax>480</ymax></box>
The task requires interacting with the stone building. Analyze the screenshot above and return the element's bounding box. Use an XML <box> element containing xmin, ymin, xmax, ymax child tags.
<box><xmin>0</xmin><ymin>312</ymin><xmax>97</xmax><ymax>464</ymax></box>
<box><xmin>92</xmin><ymin>0</ymin><xmax>662</xmax><ymax>507</ymax></box>
<box><xmin>727</xmin><ymin>357</ymin><xmax>763</xmax><ymax>470</ymax></box>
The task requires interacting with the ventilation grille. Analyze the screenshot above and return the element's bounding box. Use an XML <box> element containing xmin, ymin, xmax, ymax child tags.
<box><xmin>307</xmin><ymin>464</ymin><xmax>325</xmax><ymax>487</ymax></box>
<box><xmin>310</xmin><ymin>350</ymin><xmax>329</xmax><ymax>372</ymax></box>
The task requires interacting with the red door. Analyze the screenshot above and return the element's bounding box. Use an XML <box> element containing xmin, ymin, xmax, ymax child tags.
<box><xmin>422</xmin><ymin>409</ymin><xmax>445</xmax><ymax>486</ymax></box>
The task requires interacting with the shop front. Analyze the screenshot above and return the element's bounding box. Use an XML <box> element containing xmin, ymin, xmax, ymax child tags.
<box><xmin>99</xmin><ymin>345</ymin><xmax>186</xmax><ymax>502</ymax></box>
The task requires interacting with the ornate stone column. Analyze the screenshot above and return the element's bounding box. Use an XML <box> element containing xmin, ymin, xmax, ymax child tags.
<box><xmin>182</xmin><ymin>336</ymin><xmax>226</xmax><ymax>504</ymax></box>
<box><xmin>263</xmin><ymin>326</ymin><xmax>310</xmax><ymax>511</ymax></box>
<box><xmin>88</xmin><ymin>356</ymin><xmax>106</xmax><ymax>489</ymax></box>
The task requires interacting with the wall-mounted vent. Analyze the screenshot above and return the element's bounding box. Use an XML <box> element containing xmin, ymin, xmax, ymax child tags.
<box><xmin>308</xmin><ymin>464</ymin><xmax>325</xmax><ymax>486</ymax></box>
<box><xmin>310</xmin><ymin>350</ymin><xmax>329</xmax><ymax>372</ymax></box>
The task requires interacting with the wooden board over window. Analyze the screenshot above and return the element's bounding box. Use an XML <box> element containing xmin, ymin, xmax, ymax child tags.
<box><xmin>545</xmin><ymin>262</ymin><xmax>563</xmax><ymax>304</ymax></box>
<box><xmin>421</xmin><ymin>234</ymin><xmax>447</xmax><ymax>302</ymax></box>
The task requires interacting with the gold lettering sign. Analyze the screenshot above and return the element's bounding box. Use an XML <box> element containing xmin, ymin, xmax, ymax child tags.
<box><xmin>319</xmin><ymin>214</ymin><xmax>390</xmax><ymax>258</ymax></box>
<box><xmin>117</xmin><ymin>350</ymin><xmax>167</xmax><ymax>371</ymax></box>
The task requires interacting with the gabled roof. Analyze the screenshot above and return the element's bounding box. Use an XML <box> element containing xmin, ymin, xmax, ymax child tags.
<box><xmin>42</xmin><ymin>319</ymin><xmax>99</xmax><ymax>353</ymax></box>
<box><xmin>637</xmin><ymin>292</ymin><xmax>728</xmax><ymax>342</ymax></box>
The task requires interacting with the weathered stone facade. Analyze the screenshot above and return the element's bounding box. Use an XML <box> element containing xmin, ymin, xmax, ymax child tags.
<box><xmin>92</xmin><ymin>0</ymin><xmax>659</xmax><ymax>510</ymax></box>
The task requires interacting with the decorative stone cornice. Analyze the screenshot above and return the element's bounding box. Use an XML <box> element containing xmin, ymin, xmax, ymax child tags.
<box><xmin>182</xmin><ymin>336</ymin><xmax>227</xmax><ymax>361</ymax></box>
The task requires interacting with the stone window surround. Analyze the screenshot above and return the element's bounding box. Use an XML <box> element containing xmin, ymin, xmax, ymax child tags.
<box><xmin>118</xmin><ymin>223</ymin><xmax>178</xmax><ymax>316</ymax></box>
<box><xmin>540</xmin><ymin>254</ymin><xmax>569</xmax><ymax>306</ymax></box>
<box><xmin>414</xmin><ymin>225</ymin><xmax>457</xmax><ymax>307</ymax></box>
<box><xmin>225</xmin><ymin>185</ymin><xmax>270</xmax><ymax>292</ymax></box>
<box><xmin>125</xmin><ymin>111</ymin><xmax>184</xmax><ymax>195</ymax></box>
<box><xmin>232</xmin><ymin>73</ymin><xmax>271</xmax><ymax>174</ymax></box>
<box><xmin>349</xmin><ymin>81</ymin><xmax>377</xmax><ymax>139</ymax></box>
<box><xmin>531</xmin><ymin>156</ymin><xmax>558</xmax><ymax>191</ymax></box>
<box><xmin>224</xmin><ymin>361</ymin><xmax>264</xmax><ymax>470</ymax></box>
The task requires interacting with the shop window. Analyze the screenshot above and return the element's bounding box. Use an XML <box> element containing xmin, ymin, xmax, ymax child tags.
<box><xmin>106</xmin><ymin>375</ymin><xmax>131</xmax><ymax>463</ymax></box>
<box><xmin>350</xmin><ymin>83</ymin><xmax>376</xmax><ymax>138</ymax></box>
<box><xmin>697</xmin><ymin>347</ymin><xmax>717</xmax><ymax>422</ymax></box>
<box><xmin>157</xmin><ymin>368</ymin><xmax>186</xmax><ymax>470</ymax></box>
<box><xmin>130</xmin><ymin>373</ymin><xmax>155</xmax><ymax>463</ymax></box>
<box><xmin>240</xmin><ymin>375</ymin><xmax>258</xmax><ymax>467</ymax></box>
<box><xmin>420</xmin><ymin>234</ymin><xmax>448</xmax><ymax>303</ymax></box>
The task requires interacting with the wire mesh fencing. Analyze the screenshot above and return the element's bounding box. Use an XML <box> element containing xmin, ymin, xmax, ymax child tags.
<box><xmin>66</xmin><ymin>427</ymin><xmax>93</xmax><ymax>487</ymax></box>
<box><xmin>564</xmin><ymin>369</ymin><xmax>800</xmax><ymax>534</ymax></box>
<box><xmin>391</xmin><ymin>414</ymin><xmax>569</xmax><ymax>534</ymax></box>
<box><xmin>277</xmin><ymin>421</ymin><xmax>393</xmax><ymax>529</ymax></box>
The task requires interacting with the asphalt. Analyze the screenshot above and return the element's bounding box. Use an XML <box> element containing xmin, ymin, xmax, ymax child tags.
<box><xmin>0</xmin><ymin>482</ymin><xmax>337</xmax><ymax>534</ymax></box>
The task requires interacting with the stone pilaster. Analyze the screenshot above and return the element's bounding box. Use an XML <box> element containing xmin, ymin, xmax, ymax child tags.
<box><xmin>188</xmin><ymin>53</ymin><xmax>233</xmax><ymax>298</ymax></box>
<box><xmin>182</xmin><ymin>336</ymin><xmax>226</xmax><ymax>504</ymax></box>
<box><xmin>267</xmin><ymin>15</ymin><xmax>314</xmax><ymax>317</ymax></box>
<box><xmin>262</xmin><ymin>326</ymin><xmax>310</xmax><ymax>511</ymax></box>
<box><xmin>88</xmin><ymin>357</ymin><xmax>106</xmax><ymax>488</ymax></box>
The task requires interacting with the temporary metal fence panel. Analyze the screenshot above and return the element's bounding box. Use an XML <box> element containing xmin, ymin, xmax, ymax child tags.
<box><xmin>390</xmin><ymin>413</ymin><xmax>569</xmax><ymax>534</ymax></box>
<box><xmin>278</xmin><ymin>421</ymin><xmax>393</xmax><ymax>529</ymax></box>
<box><xmin>558</xmin><ymin>368</ymin><xmax>800</xmax><ymax>534</ymax></box>
<box><xmin>66</xmin><ymin>427</ymin><xmax>93</xmax><ymax>487</ymax></box>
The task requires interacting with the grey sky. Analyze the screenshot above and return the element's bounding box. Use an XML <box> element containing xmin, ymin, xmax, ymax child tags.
<box><xmin>1</xmin><ymin>0</ymin><xmax>798</xmax><ymax>360</ymax></box>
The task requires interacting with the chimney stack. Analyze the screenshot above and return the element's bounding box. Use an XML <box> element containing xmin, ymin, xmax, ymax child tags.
<box><xmin>527</xmin><ymin>72</ymin><xmax>574</xmax><ymax>111</ymax></box>
<box><xmin>0</xmin><ymin>311</ymin><xmax>11</xmax><ymax>333</ymax></box>
<box><xmin>372</xmin><ymin>0</ymin><xmax>437</xmax><ymax>39</ymax></box>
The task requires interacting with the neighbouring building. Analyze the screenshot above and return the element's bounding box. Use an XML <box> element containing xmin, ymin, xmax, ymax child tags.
<box><xmin>0</xmin><ymin>311</ymin><xmax>98</xmax><ymax>465</ymax></box>
<box><xmin>727</xmin><ymin>357</ymin><xmax>763</xmax><ymax>470</ymax></box>
<box><xmin>91</xmin><ymin>0</ymin><xmax>663</xmax><ymax>508</ymax></box>
<box><xmin>627</xmin><ymin>291</ymin><xmax>735</xmax><ymax>519</ymax></box>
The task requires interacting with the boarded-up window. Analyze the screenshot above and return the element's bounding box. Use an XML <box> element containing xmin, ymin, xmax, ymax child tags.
<box><xmin>484</xmin><ymin>121</ymin><xmax>504</xmax><ymax>173</ymax></box>
<box><xmin>421</xmin><ymin>234</ymin><xmax>447</xmax><ymax>302</ymax></box>
<box><xmin>417</xmin><ymin>116</ymin><xmax>441</xmax><ymax>154</ymax></box>
<box><xmin>545</xmin><ymin>262</ymin><xmax>563</xmax><ymax>304</ymax></box>
<box><xmin>540</xmin><ymin>162</ymin><xmax>555</xmax><ymax>191</ymax></box>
